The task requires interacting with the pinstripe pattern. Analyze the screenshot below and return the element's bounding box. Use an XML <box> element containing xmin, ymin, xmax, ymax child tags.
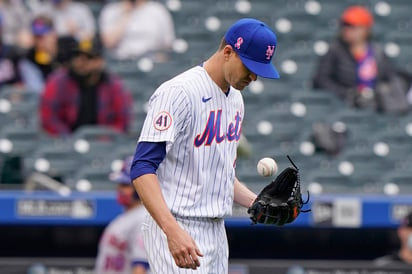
<box><xmin>142</xmin><ymin>214</ymin><xmax>228</xmax><ymax>274</ymax></box>
<box><xmin>139</xmin><ymin>66</ymin><xmax>244</xmax><ymax>218</ymax></box>
<box><xmin>138</xmin><ymin>66</ymin><xmax>243</xmax><ymax>273</ymax></box>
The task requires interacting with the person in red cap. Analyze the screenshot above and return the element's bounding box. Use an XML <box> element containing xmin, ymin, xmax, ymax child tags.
<box><xmin>375</xmin><ymin>211</ymin><xmax>412</xmax><ymax>266</ymax></box>
<box><xmin>341</xmin><ymin>5</ymin><xmax>374</xmax><ymax>29</ymax></box>
<box><xmin>313</xmin><ymin>5</ymin><xmax>409</xmax><ymax>113</ymax></box>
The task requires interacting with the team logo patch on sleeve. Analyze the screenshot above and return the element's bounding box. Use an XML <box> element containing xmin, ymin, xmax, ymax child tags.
<box><xmin>153</xmin><ymin>111</ymin><xmax>172</xmax><ymax>131</ymax></box>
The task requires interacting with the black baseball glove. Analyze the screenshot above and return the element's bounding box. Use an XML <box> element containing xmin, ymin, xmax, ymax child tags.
<box><xmin>247</xmin><ymin>155</ymin><xmax>310</xmax><ymax>226</ymax></box>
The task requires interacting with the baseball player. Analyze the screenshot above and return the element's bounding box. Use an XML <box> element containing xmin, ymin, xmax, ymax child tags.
<box><xmin>131</xmin><ymin>18</ymin><xmax>280</xmax><ymax>273</ymax></box>
<box><xmin>95</xmin><ymin>156</ymin><xmax>150</xmax><ymax>274</ymax></box>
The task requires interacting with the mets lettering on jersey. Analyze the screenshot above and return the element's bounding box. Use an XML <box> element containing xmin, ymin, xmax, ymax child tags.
<box><xmin>138</xmin><ymin>66</ymin><xmax>244</xmax><ymax>218</ymax></box>
<box><xmin>194</xmin><ymin>110</ymin><xmax>242</xmax><ymax>147</ymax></box>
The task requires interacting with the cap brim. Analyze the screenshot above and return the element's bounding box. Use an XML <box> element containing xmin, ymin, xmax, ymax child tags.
<box><xmin>73</xmin><ymin>49</ymin><xmax>101</xmax><ymax>57</ymax></box>
<box><xmin>239</xmin><ymin>56</ymin><xmax>280</xmax><ymax>79</ymax></box>
<box><xmin>33</xmin><ymin>29</ymin><xmax>53</xmax><ymax>36</ymax></box>
<box><xmin>109</xmin><ymin>173</ymin><xmax>131</xmax><ymax>184</ymax></box>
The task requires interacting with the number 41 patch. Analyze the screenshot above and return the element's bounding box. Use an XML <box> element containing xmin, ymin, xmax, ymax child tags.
<box><xmin>153</xmin><ymin>111</ymin><xmax>172</xmax><ymax>131</ymax></box>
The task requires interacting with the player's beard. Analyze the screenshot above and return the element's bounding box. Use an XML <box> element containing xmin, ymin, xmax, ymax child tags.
<box><xmin>69</xmin><ymin>67</ymin><xmax>91</xmax><ymax>83</ymax></box>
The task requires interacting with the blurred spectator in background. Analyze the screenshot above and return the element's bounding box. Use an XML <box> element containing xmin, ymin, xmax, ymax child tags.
<box><xmin>0</xmin><ymin>0</ymin><xmax>32</xmax><ymax>49</ymax></box>
<box><xmin>99</xmin><ymin>0</ymin><xmax>175</xmax><ymax>61</ymax></box>
<box><xmin>94</xmin><ymin>156</ymin><xmax>150</xmax><ymax>274</ymax></box>
<box><xmin>313</xmin><ymin>5</ymin><xmax>409</xmax><ymax>113</ymax></box>
<box><xmin>56</xmin><ymin>35</ymin><xmax>78</xmax><ymax>68</ymax></box>
<box><xmin>40</xmin><ymin>38</ymin><xmax>132</xmax><ymax>137</ymax></box>
<box><xmin>32</xmin><ymin>0</ymin><xmax>95</xmax><ymax>42</ymax></box>
<box><xmin>19</xmin><ymin>16</ymin><xmax>58</xmax><ymax>94</ymax></box>
<box><xmin>0</xmin><ymin>14</ymin><xmax>22</xmax><ymax>88</ymax></box>
<box><xmin>375</xmin><ymin>211</ymin><xmax>412</xmax><ymax>266</ymax></box>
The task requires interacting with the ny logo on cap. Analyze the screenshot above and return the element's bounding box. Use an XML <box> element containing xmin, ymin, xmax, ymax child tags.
<box><xmin>234</xmin><ymin>37</ymin><xmax>243</xmax><ymax>49</ymax></box>
<box><xmin>265</xmin><ymin>45</ymin><xmax>275</xmax><ymax>60</ymax></box>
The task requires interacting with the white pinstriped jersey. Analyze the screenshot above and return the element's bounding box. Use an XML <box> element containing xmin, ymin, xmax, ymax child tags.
<box><xmin>94</xmin><ymin>206</ymin><xmax>149</xmax><ymax>274</ymax></box>
<box><xmin>138</xmin><ymin>66</ymin><xmax>244</xmax><ymax>218</ymax></box>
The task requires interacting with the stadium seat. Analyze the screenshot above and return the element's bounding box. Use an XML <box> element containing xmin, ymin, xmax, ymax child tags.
<box><xmin>290</xmin><ymin>89</ymin><xmax>345</xmax><ymax>122</ymax></box>
<box><xmin>273</xmin><ymin>10</ymin><xmax>321</xmax><ymax>43</ymax></box>
<box><xmin>72</xmin><ymin>125</ymin><xmax>124</xmax><ymax>142</ymax></box>
<box><xmin>336</xmin><ymin>148</ymin><xmax>394</xmax><ymax>190</ymax></box>
<box><xmin>0</xmin><ymin>86</ymin><xmax>39</xmax><ymax>130</ymax></box>
<box><xmin>306</xmin><ymin>169</ymin><xmax>357</xmax><ymax>194</ymax></box>
<box><xmin>107</xmin><ymin>58</ymin><xmax>143</xmax><ymax>78</ymax></box>
<box><xmin>0</xmin><ymin>124</ymin><xmax>41</xmax><ymax>185</ymax></box>
<box><xmin>24</xmin><ymin>142</ymin><xmax>82</xmax><ymax>183</ymax></box>
<box><xmin>70</xmin><ymin>126</ymin><xmax>126</xmax><ymax>166</ymax></box>
<box><xmin>0</xmin><ymin>154</ymin><xmax>24</xmax><ymax>185</ymax></box>
<box><xmin>0</xmin><ymin>85</ymin><xmax>39</xmax><ymax>101</ymax></box>
<box><xmin>313</xmin><ymin>29</ymin><xmax>336</xmax><ymax>44</ymax></box>
<box><xmin>110</xmin><ymin>143</ymin><xmax>135</xmax><ymax>162</ymax></box>
<box><xmin>242</xmin><ymin>80</ymin><xmax>292</xmax><ymax>107</ymax></box>
<box><xmin>378</xmin><ymin>2</ymin><xmax>412</xmax><ymax>22</ymax></box>
<box><xmin>0</xmin><ymin>124</ymin><xmax>40</xmax><ymax>156</ymax></box>
<box><xmin>69</xmin><ymin>165</ymin><xmax>114</xmax><ymax>191</ymax></box>
<box><xmin>371</xmin><ymin>125</ymin><xmax>412</xmax><ymax>164</ymax></box>
<box><xmin>379</xmin><ymin>170</ymin><xmax>412</xmax><ymax>194</ymax></box>
<box><xmin>243</xmin><ymin>105</ymin><xmax>305</xmax><ymax>145</ymax></box>
<box><xmin>314</xmin><ymin>1</ymin><xmax>347</xmax><ymax>26</ymax></box>
<box><xmin>329</xmin><ymin>108</ymin><xmax>384</xmax><ymax>143</ymax></box>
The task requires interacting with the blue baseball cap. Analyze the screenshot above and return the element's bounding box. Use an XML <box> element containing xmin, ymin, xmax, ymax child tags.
<box><xmin>225</xmin><ymin>18</ymin><xmax>280</xmax><ymax>79</ymax></box>
<box><xmin>109</xmin><ymin>156</ymin><xmax>133</xmax><ymax>184</ymax></box>
<box><xmin>31</xmin><ymin>16</ymin><xmax>54</xmax><ymax>36</ymax></box>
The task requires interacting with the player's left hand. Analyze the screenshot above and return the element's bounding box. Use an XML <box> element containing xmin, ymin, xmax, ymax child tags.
<box><xmin>247</xmin><ymin>155</ymin><xmax>310</xmax><ymax>226</ymax></box>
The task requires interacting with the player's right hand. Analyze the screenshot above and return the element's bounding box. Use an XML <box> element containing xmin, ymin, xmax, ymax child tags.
<box><xmin>165</xmin><ymin>225</ymin><xmax>203</xmax><ymax>269</ymax></box>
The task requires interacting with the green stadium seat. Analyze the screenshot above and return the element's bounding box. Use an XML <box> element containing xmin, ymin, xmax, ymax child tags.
<box><xmin>70</xmin><ymin>125</ymin><xmax>126</xmax><ymax>164</ymax></box>
<box><xmin>315</xmin><ymin>1</ymin><xmax>348</xmax><ymax>26</ymax></box>
<box><xmin>0</xmin><ymin>124</ymin><xmax>40</xmax><ymax>156</ymax></box>
<box><xmin>72</xmin><ymin>125</ymin><xmax>124</xmax><ymax>141</ymax></box>
<box><xmin>107</xmin><ymin>59</ymin><xmax>143</xmax><ymax>78</ymax></box>
<box><xmin>24</xmin><ymin>143</ymin><xmax>82</xmax><ymax>183</ymax></box>
<box><xmin>336</xmin><ymin>148</ymin><xmax>394</xmax><ymax>189</ymax></box>
<box><xmin>0</xmin><ymin>87</ymin><xmax>39</xmax><ymax>130</ymax></box>
<box><xmin>0</xmin><ymin>153</ymin><xmax>24</xmax><ymax>185</ymax></box>
<box><xmin>274</xmin><ymin>11</ymin><xmax>321</xmax><ymax>43</ymax></box>
<box><xmin>290</xmin><ymin>89</ymin><xmax>345</xmax><ymax>122</ymax></box>
<box><xmin>371</xmin><ymin>126</ymin><xmax>412</xmax><ymax>164</ymax></box>
<box><xmin>70</xmin><ymin>165</ymin><xmax>114</xmax><ymax>191</ymax></box>
<box><xmin>329</xmin><ymin>109</ymin><xmax>383</xmax><ymax>143</ymax></box>
<box><xmin>0</xmin><ymin>124</ymin><xmax>41</xmax><ymax>185</ymax></box>
<box><xmin>379</xmin><ymin>170</ymin><xmax>412</xmax><ymax>194</ymax></box>
<box><xmin>306</xmin><ymin>169</ymin><xmax>357</xmax><ymax>194</ymax></box>
<box><xmin>110</xmin><ymin>143</ymin><xmax>135</xmax><ymax>162</ymax></box>
<box><xmin>242</xmin><ymin>80</ymin><xmax>292</xmax><ymax>107</ymax></box>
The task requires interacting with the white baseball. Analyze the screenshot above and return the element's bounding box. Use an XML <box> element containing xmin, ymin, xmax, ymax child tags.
<box><xmin>257</xmin><ymin>157</ymin><xmax>278</xmax><ymax>177</ymax></box>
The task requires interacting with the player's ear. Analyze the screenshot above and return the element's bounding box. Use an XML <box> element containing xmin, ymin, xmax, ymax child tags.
<box><xmin>223</xmin><ymin>45</ymin><xmax>235</xmax><ymax>60</ymax></box>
